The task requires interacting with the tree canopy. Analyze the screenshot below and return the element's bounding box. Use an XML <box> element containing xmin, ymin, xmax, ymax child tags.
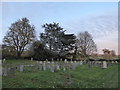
<box><xmin>3</xmin><ymin>17</ymin><xmax>36</xmax><ymax>58</ymax></box>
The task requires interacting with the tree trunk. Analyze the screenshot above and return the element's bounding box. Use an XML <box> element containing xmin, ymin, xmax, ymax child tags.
<box><xmin>17</xmin><ymin>52</ymin><xmax>22</xmax><ymax>59</ymax></box>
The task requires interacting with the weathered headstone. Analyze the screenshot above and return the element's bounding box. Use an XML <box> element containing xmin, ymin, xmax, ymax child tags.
<box><xmin>94</xmin><ymin>61</ymin><xmax>97</xmax><ymax>67</ymax></box>
<box><xmin>20</xmin><ymin>65</ymin><xmax>24</xmax><ymax>72</ymax></box>
<box><xmin>88</xmin><ymin>61</ymin><xmax>92</xmax><ymax>69</ymax></box>
<box><xmin>80</xmin><ymin>61</ymin><xmax>83</xmax><ymax>65</ymax></box>
<box><xmin>36</xmin><ymin>61</ymin><xmax>39</xmax><ymax>64</ymax></box>
<box><xmin>47</xmin><ymin>61</ymin><xmax>51</xmax><ymax>70</ymax></box>
<box><xmin>3</xmin><ymin>58</ymin><xmax>6</xmax><ymax>63</ymax></box>
<box><xmin>102</xmin><ymin>61</ymin><xmax>107</xmax><ymax>68</ymax></box>
<box><xmin>115</xmin><ymin>61</ymin><xmax>118</xmax><ymax>63</ymax></box>
<box><xmin>39</xmin><ymin>61</ymin><xmax>43</xmax><ymax>70</ymax></box>
<box><xmin>34</xmin><ymin>64</ymin><xmax>39</xmax><ymax>72</ymax></box>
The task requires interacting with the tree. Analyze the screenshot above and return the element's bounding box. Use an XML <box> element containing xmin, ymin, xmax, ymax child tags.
<box><xmin>2</xmin><ymin>44</ymin><xmax>17</xmax><ymax>59</ymax></box>
<box><xmin>30</xmin><ymin>41</ymin><xmax>58</xmax><ymax>60</ymax></box>
<box><xmin>40</xmin><ymin>22</ymin><xmax>65</xmax><ymax>52</ymax></box>
<box><xmin>60</xmin><ymin>34</ymin><xmax>76</xmax><ymax>59</ymax></box>
<box><xmin>3</xmin><ymin>18</ymin><xmax>36</xmax><ymax>58</ymax></box>
<box><xmin>77</xmin><ymin>31</ymin><xmax>97</xmax><ymax>58</ymax></box>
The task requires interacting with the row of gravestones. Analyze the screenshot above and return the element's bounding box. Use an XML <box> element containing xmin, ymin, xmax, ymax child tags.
<box><xmin>2</xmin><ymin>60</ymin><xmax>118</xmax><ymax>77</ymax></box>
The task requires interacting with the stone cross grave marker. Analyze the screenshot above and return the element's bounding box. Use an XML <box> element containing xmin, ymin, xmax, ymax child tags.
<box><xmin>43</xmin><ymin>61</ymin><xmax>46</xmax><ymax>71</ymax></box>
<box><xmin>31</xmin><ymin>58</ymin><xmax>33</xmax><ymax>61</ymax></box>
<box><xmin>2</xmin><ymin>64</ymin><xmax>8</xmax><ymax>76</ymax></box>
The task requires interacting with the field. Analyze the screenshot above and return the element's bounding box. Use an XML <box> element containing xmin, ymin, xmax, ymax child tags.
<box><xmin>2</xmin><ymin>60</ymin><xmax>118</xmax><ymax>88</ymax></box>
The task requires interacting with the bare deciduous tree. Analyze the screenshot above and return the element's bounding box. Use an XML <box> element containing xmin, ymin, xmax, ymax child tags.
<box><xmin>3</xmin><ymin>18</ymin><xmax>36</xmax><ymax>58</ymax></box>
<box><xmin>77</xmin><ymin>31</ymin><xmax>97</xmax><ymax>58</ymax></box>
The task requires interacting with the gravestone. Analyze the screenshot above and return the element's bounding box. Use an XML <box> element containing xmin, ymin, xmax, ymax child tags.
<box><xmin>94</xmin><ymin>61</ymin><xmax>97</xmax><ymax>67</ymax></box>
<box><xmin>20</xmin><ymin>65</ymin><xmax>24</xmax><ymax>72</ymax></box>
<box><xmin>115</xmin><ymin>61</ymin><xmax>118</xmax><ymax>63</ymax></box>
<box><xmin>47</xmin><ymin>61</ymin><xmax>51</xmax><ymax>70</ymax></box>
<box><xmin>36</xmin><ymin>61</ymin><xmax>39</xmax><ymax>64</ymax></box>
<box><xmin>2</xmin><ymin>65</ymin><xmax>8</xmax><ymax>76</ymax></box>
<box><xmin>31</xmin><ymin>58</ymin><xmax>33</xmax><ymax>61</ymax></box>
<box><xmin>102</xmin><ymin>61</ymin><xmax>107</xmax><ymax>68</ymax></box>
<box><xmin>56</xmin><ymin>62</ymin><xmax>60</xmax><ymax>71</ymax></box>
<box><xmin>43</xmin><ymin>61</ymin><xmax>46</xmax><ymax>71</ymax></box>
<box><xmin>39</xmin><ymin>61</ymin><xmax>43</xmax><ymax>70</ymax></box>
<box><xmin>35</xmin><ymin>64</ymin><xmax>39</xmax><ymax>72</ymax></box>
<box><xmin>64</xmin><ymin>59</ymin><xmax>67</xmax><ymax>63</ymax></box>
<box><xmin>51</xmin><ymin>61</ymin><xmax>55</xmax><ymax>72</ymax></box>
<box><xmin>0</xmin><ymin>60</ymin><xmax>1</xmax><ymax>64</ymax></box>
<box><xmin>80</xmin><ymin>61</ymin><xmax>83</xmax><ymax>65</ymax></box>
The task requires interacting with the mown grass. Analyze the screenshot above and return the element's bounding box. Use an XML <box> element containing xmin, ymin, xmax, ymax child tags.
<box><xmin>2</xmin><ymin>60</ymin><xmax>118</xmax><ymax>88</ymax></box>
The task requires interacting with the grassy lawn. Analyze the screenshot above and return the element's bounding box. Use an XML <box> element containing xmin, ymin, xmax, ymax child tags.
<box><xmin>2</xmin><ymin>60</ymin><xmax>118</xmax><ymax>88</ymax></box>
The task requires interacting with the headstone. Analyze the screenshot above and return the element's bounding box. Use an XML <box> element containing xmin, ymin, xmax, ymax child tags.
<box><xmin>39</xmin><ymin>61</ymin><xmax>43</xmax><ymax>70</ymax></box>
<box><xmin>34</xmin><ymin>64</ymin><xmax>39</xmax><ymax>72</ymax></box>
<box><xmin>47</xmin><ymin>61</ymin><xmax>51</xmax><ymax>70</ymax></box>
<box><xmin>0</xmin><ymin>60</ymin><xmax>2</xmax><ymax>64</ymax></box>
<box><xmin>102</xmin><ymin>61</ymin><xmax>107</xmax><ymax>68</ymax></box>
<box><xmin>51</xmin><ymin>61</ymin><xmax>55</xmax><ymax>72</ymax></box>
<box><xmin>64</xmin><ymin>59</ymin><xmax>67</xmax><ymax>63</ymax></box>
<box><xmin>88</xmin><ymin>61</ymin><xmax>92</xmax><ymax>68</ymax></box>
<box><xmin>94</xmin><ymin>61</ymin><xmax>97</xmax><ymax>67</ymax></box>
<box><xmin>111</xmin><ymin>61</ymin><xmax>114</xmax><ymax>64</ymax></box>
<box><xmin>20</xmin><ymin>65</ymin><xmax>24</xmax><ymax>72</ymax></box>
<box><xmin>3</xmin><ymin>58</ymin><xmax>6</xmax><ymax>63</ymax></box>
<box><xmin>56</xmin><ymin>62</ymin><xmax>60</xmax><ymax>71</ymax></box>
<box><xmin>31</xmin><ymin>58</ymin><xmax>33</xmax><ymax>61</ymax></box>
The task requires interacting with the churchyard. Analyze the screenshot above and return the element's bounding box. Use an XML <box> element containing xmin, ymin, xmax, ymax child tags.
<box><xmin>1</xmin><ymin>59</ymin><xmax>118</xmax><ymax>88</ymax></box>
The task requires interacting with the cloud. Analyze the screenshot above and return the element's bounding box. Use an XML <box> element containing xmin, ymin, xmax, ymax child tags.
<box><xmin>62</xmin><ymin>10</ymin><xmax>118</xmax><ymax>54</ymax></box>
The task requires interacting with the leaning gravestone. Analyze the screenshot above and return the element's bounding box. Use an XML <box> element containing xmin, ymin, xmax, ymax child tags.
<box><xmin>88</xmin><ymin>61</ymin><xmax>92</xmax><ymax>69</ymax></box>
<box><xmin>31</xmin><ymin>58</ymin><xmax>33</xmax><ymax>61</ymax></box>
<box><xmin>34</xmin><ymin>63</ymin><xmax>39</xmax><ymax>72</ymax></box>
<box><xmin>0</xmin><ymin>60</ymin><xmax>1</xmax><ymax>64</ymax></box>
<box><xmin>2</xmin><ymin>65</ymin><xmax>8</xmax><ymax>76</ymax></box>
<box><xmin>8</xmin><ymin>67</ymin><xmax>16</xmax><ymax>78</ymax></box>
<box><xmin>43</xmin><ymin>61</ymin><xmax>46</xmax><ymax>71</ymax></box>
<box><xmin>47</xmin><ymin>61</ymin><xmax>51</xmax><ymax>70</ymax></box>
<box><xmin>50</xmin><ymin>61</ymin><xmax>55</xmax><ymax>72</ymax></box>
<box><xmin>39</xmin><ymin>61</ymin><xmax>43</xmax><ymax>70</ymax></box>
<box><xmin>56</xmin><ymin>62</ymin><xmax>60</xmax><ymax>71</ymax></box>
<box><xmin>115</xmin><ymin>61</ymin><xmax>118</xmax><ymax>63</ymax></box>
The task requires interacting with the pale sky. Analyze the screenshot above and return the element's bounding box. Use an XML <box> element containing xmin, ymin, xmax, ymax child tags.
<box><xmin>1</xmin><ymin>2</ymin><xmax>118</xmax><ymax>54</ymax></box>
